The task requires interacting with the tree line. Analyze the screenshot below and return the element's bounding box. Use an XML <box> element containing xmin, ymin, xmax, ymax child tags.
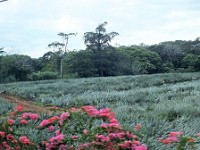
<box><xmin>1</xmin><ymin>22</ymin><xmax>200</xmax><ymax>82</ymax></box>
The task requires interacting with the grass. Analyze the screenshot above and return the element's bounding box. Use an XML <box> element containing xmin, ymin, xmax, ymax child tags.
<box><xmin>1</xmin><ymin>72</ymin><xmax>200</xmax><ymax>149</ymax></box>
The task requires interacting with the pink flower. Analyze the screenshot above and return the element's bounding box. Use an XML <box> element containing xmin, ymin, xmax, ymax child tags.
<box><xmin>29</xmin><ymin>113</ymin><xmax>39</xmax><ymax>120</ymax></box>
<box><xmin>10</xmin><ymin>111</ymin><xmax>16</xmax><ymax>117</ymax></box>
<box><xmin>100</xmin><ymin>123</ymin><xmax>108</xmax><ymax>128</ymax></box>
<box><xmin>22</xmin><ymin>113</ymin><xmax>39</xmax><ymax>120</ymax></box>
<box><xmin>19</xmin><ymin>136</ymin><xmax>30</xmax><ymax>145</ymax></box>
<box><xmin>60</xmin><ymin>112</ymin><xmax>70</xmax><ymax>121</ymax></box>
<box><xmin>169</xmin><ymin>131</ymin><xmax>183</xmax><ymax>137</ymax></box>
<box><xmin>49</xmin><ymin>134</ymin><xmax>65</xmax><ymax>143</ymax></box>
<box><xmin>71</xmin><ymin>135</ymin><xmax>79</xmax><ymax>140</ymax></box>
<box><xmin>6</xmin><ymin>134</ymin><xmax>14</xmax><ymax>141</ymax></box>
<box><xmin>48</xmin><ymin>125</ymin><xmax>54</xmax><ymax>131</ymax></box>
<box><xmin>0</xmin><ymin>131</ymin><xmax>5</xmax><ymax>138</ymax></box>
<box><xmin>109</xmin><ymin>118</ymin><xmax>118</xmax><ymax>124</ymax></box>
<box><xmin>20</xmin><ymin>119</ymin><xmax>28</xmax><ymax>125</ymax></box>
<box><xmin>119</xmin><ymin>140</ymin><xmax>132</xmax><ymax>149</ymax></box>
<box><xmin>2</xmin><ymin>141</ymin><xmax>9</xmax><ymax>148</ymax></box>
<box><xmin>108</xmin><ymin>123</ymin><xmax>121</xmax><ymax>128</ymax></box>
<box><xmin>99</xmin><ymin>108</ymin><xmax>112</xmax><ymax>118</ymax></box>
<box><xmin>133</xmin><ymin>144</ymin><xmax>148</xmax><ymax>150</ymax></box>
<box><xmin>22</xmin><ymin>113</ymin><xmax>29</xmax><ymax>119</ymax></box>
<box><xmin>16</xmin><ymin>106</ymin><xmax>24</xmax><ymax>112</ymax></box>
<box><xmin>48</xmin><ymin>116</ymin><xmax>60</xmax><ymax>123</ymax></box>
<box><xmin>169</xmin><ymin>137</ymin><xmax>178</xmax><ymax>142</ymax></box>
<box><xmin>55</xmin><ymin>130</ymin><xmax>60</xmax><ymax>136</ymax></box>
<box><xmin>134</xmin><ymin>124</ymin><xmax>142</xmax><ymax>130</ymax></box>
<box><xmin>40</xmin><ymin>119</ymin><xmax>50</xmax><ymax>127</ymax></box>
<box><xmin>7</xmin><ymin>119</ymin><xmax>15</xmax><ymax>125</ymax></box>
<box><xmin>161</xmin><ymin>136</ymin><xmax>179</xmax><ymax>144</ymax></box>
<box><xmin>83</xmin><ymin>129</ymin><xmax>89</xmax><ymax>135</ymax></box>
<box><xmin>82</xmin><ymin>106</ymin><xmax>99</xmax><ymax>117</ymax></box>
<box><xmin>96</xmin><ymin>135</ymin><xmax>110</xmax><ymax>142</ymax></box>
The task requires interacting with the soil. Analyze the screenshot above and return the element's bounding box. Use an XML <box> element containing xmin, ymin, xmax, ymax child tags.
<box><xmin>0</xmin><ymin>94</ymin><xmax>52</xmax><ymax>114</ymax></box>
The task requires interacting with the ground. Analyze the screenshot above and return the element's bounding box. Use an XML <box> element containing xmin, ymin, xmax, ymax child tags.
<box><xmin>0</xmin><ymin>94</ymin><xmax>52</xmax><ymax>114</ymax></box>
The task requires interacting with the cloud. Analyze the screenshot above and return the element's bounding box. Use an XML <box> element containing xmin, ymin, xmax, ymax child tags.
<box><xmin>1</xmin><ymin>0</ymin><xmax>200</xmax><ymax>57</ymax></box>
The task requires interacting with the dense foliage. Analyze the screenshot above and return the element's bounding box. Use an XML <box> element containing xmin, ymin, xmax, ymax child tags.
<box><xmin>1</xmin><ymin>22</ymin><xmax>200</xmax><ymax>82</ymax></box>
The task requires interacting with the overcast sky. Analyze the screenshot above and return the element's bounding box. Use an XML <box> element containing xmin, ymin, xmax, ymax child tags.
<box><xmin>1</xmin><ymin>0</ymin><xmax>200</xmax><ymax>58</ymax></box>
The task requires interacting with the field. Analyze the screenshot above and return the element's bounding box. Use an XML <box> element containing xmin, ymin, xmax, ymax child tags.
<box><xmin>1</xmin><ymin>72</ymin><xmax>200</xmax><ymax>149</ymax></box>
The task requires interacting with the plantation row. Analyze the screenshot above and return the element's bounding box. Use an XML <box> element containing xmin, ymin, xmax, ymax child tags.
<box><xmin>1</xmin><ymin>72</ymin><xmax>200</xmax><ymax>149</ymax></box>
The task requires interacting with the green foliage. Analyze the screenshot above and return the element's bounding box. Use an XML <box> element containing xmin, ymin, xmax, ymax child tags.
<box><xmin>83</xmin><ymin>21</ymin><xmax>118</xmax><ymax>53</ymax></box>
<box><xmin>27</xmin><ymin>71</ymin><xmax>58</xmax><ymax>81</ymax></box>
<box><xmin>65</xmin><ymin>50</ymin><xmax>98</xmax><ymax>77</ymax></box>
<box><xmin>66</xmin><ymin>49</ymin><xmax>130</xmax><ymax>77</ymax></box>
<box><xmin>181</xmin><ymin>54</ymin><xmax>198</xmax><ymax>70</ymax></box>
<box><xmin>0</xmin><ymin>98</ymin><xmax>13</xmax><ymax>115</ymax></box>
<box><xmin>0</xmin><ymin>54</ymin><xmax>38</xmax><ymax>82</ymax></box>
<box><xmin>117</xmin><ymin>46</ymin><xmax>162</xmax><ymax>74</ymax></box>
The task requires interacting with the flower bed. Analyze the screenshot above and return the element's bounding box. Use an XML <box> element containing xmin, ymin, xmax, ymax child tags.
<box><xmin>0</xmin><ymin>105</ymin><xmax>147</xmax><ymax>150</ymax></box>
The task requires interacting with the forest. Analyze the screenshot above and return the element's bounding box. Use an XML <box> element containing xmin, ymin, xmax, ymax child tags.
<box><xmin>1</xmin><ymin>22</ymin><xmax>200</xmax><ymax>82</ymax></box>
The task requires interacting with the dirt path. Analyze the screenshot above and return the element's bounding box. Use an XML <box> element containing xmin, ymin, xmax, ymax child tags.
<box><xmin>0</xmin><ymin>94</ymin><xmax>52</xmax><ymax>114</ymax></box>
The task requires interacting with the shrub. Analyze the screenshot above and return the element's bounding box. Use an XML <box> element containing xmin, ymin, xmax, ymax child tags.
<box><xmin>0</xmin><ymin>105</ymin><xmax>147</xmax><ymax>150</ymax></box>
<box><xmin>28</xmin><ymin>71</ymin><xmax>58</xmax><ymax>81</ymax></box>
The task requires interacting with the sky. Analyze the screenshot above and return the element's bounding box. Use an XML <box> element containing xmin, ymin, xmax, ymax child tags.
<box><xmin>0</xmin><ymin>0</ymin><xmax>200</xmax><ymax>58</ymax></box>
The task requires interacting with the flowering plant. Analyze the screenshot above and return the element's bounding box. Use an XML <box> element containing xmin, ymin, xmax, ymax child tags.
<box><xmin>0</xmin><ymin>105</ymin><xmax>147</xmax><ymax>150</ymax></box>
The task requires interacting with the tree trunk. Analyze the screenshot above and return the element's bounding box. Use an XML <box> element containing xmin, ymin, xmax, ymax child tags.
<box><xmin>60</xmin><ymin>58</ymin><xmax>63</xmax><ymax>78</ymax></box>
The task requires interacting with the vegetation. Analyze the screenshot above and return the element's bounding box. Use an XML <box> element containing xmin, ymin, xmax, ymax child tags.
<box><xmin>1</xmin><ymin>22</ymin><xmax>200</xmax><ymax>82</ymax></box>
<box><xmin>0</xmin><ymin>98</ymin><xmax>13</xmax><ymax>116</ymax></box>
<box><xmin>1</xmin><ymin>21</ymin><xmax>200</xmax><ymax>149</ymax></box>
<box><xmin>1</xmin><ymin>73</ymin><xmax>200</xmax><ymax>149</ymax></box>
<box><xmin>0</xmin><ymin>105</ymin><xmax>150</xmax><ymax>150</ymax></box>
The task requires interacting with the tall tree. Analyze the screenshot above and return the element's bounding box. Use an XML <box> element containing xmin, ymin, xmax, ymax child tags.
<box><xmin>83</xmin><ymin>21</ymin><xmax>119</xmax><ymax>53</ymax></box>
<box><xmin>48</xmin><ymin>32</ymin><xmax>77</xmax><ymax>77</ymax></box>
<box><xmin>58</xmin><ymin>32</ymin><xmax>77</xmax><ymax>53</ymax></box>
<box><xmin>48</xmin><ymin>42</ymin><xmax>64</xmax><ymax>77</ymax></box>
<box><xmin>83</xmin><ymin>22</ymin><xmax>119</xmax><ymax>76</ymax></box>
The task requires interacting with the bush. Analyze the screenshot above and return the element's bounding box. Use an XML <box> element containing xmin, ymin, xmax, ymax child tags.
<box><xmin>0</xmin><ymin>105</ymin><xmax>148</xmax><ymax>150</ymax></box>
<box><xmin>28</xmin><ymin>71</ymin><xmax>58</xmax><ymax>81</ymax></box>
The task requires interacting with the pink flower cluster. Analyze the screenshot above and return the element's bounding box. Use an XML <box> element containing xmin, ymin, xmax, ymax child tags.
<box><xmin>1</xmin><ymin>105</ymin><xmax>148</xmax><ymax>150</ymax></box>
<box><xmin>159</xmin><ymin>131</ymin><xmax>183</xmax><ymax>144</ymax></box>
<box><xmin>45</xmin><ymin>134</ymin><xmax>65</xmax><ymax>149</ymax></box>
<box><xmin>40</xmin><ymin>112</ymin><xmax>69</xmax><ymax>127</ymax></box>
<box><xmin>82</xmin><ymin>106</ymin><xmax>121</xmax><ymax>129</ymax></box>
<box><xmin>0</xmin><ymin>130</ymin><xmax>31</xmax><ymax>149</ymax></box>
<box><xmin>21</xmin><ymin>112</ymin><xmax>39</xmax><ymax>120</ymax></box>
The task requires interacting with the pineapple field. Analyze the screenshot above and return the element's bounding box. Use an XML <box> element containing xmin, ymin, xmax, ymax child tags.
<box><xmin>1</xmin><ymin>72</ymin><xmax>200</xmax><ymax>149</ymax></box>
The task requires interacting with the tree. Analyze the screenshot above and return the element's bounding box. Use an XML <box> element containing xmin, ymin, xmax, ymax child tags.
<box><xmin>83</xmin><ymin>21</ymin><xmax>119</xmax><ymax>53</ymax></box>
<box><xmin>0</xmin><ymin>55</ymin><xmax>36</xmax><ymax>82</ymax></box>
<box><xmin>117</xmin><ymin>46</ymin><xmax>162</xmax><ymax>74</ymax></box>
<box><xmin>48</xmin><ymin>32</ymin><xmax>77</xmax><ymax>77</ymax></box>
<box><xmin>48</xmin><ymin>42</ymin><xmax>64</xmax><ymax>77</ymax></box>
<box><xmin>149</xmin><ymin>42</ymin><xmax>184</xmax><ymax>69</ymax></box>
<box><xmin>83</xmin><ymin>22</ymin><xmax>119</xmax><ymax>76</ymax></box>
<box><xmin>0</xmin><ymin>0</ymin><xmax>8</xmax><ymax>3</ymax></box>
<box><xmin>58</xmin><ymin>32</ymin><xmax>77</xmax><ymax>53</ymax></box>
<box><xmin>0</xmin><ymin>48</ymin><xmax>4</xmax><ymax>54</ymax></box>
<box><xmin>65</xmin><ymin>48</ymin><xmax>129</xmax><ymax>77</ymax></box>
<box><xmin>65</xmin><ymin>50</ymin><xmax>98</xmax><ymax>77</ymax></box>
